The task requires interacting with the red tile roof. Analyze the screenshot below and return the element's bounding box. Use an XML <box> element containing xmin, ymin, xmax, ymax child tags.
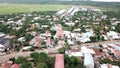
<box><xmin>2</xmin><ymin>63</ymin><xmax>12</xmax><ymax>68</ymax></box>
<box><xmin>55</xmin><ymin>25</ymin><xmax>64</xmax><ymax>38</ymax></box>
<box><xmin>55</xmin><ymin>54</ymin><xmax>64</xmax><ymax>68</ymax></box>
<box><xmin>10</xmin><ymin>64</ymin><xmax>20</xmax><ymax>68</ymax></box>
<box><xmin>92</xmin><ymin>48</ymin><xmax>102</xmax><ymax>57</ymax></box>
<box><xmin>113</xmin><ymin>49</ymin><xmax>120</xmax><ymax>57</ymax></box>
<box><xmin>29</xmin><ymin>34</ymin><xmax>42</xmax><ymax>47</ymax></box>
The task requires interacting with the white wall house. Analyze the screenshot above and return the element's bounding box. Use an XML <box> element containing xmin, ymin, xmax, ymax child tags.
<box><xmin>107</xmin><ymin>31</ymin><xmax>119</xmax><ymax>40</ymax></box>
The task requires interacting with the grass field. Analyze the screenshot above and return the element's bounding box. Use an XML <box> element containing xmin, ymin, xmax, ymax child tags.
<box><xmin>0</xmin><ymin>3</ymin><xmax>72</xmax><ymax>15</ymax></box>
<box><xmin>0</xmin><ymin>3</ymin><xmax>119</xmax><ymax>15</ymax></box>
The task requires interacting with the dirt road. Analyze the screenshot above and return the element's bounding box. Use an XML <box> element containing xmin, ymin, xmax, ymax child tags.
<box><xmin>0</xmin><ymin>40</ymin><xmax>120</xmax><ymax>63</ymax></box>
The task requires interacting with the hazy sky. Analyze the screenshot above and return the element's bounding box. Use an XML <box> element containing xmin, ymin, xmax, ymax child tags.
<box><xmin>92</xmin><ymin>0</ymin><xmax>120</xmax><ymax>2</ymax></box>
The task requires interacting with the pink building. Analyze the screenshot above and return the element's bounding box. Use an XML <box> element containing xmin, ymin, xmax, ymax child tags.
<box><xmin>55</xmin><ymin>54</ymin><xmax>64</xmax><ymax>68</ymax></box>
<box><xmin>55</xmin><ymin>25</ymin><xmax>64</xmax><ymax>39</ymax></box>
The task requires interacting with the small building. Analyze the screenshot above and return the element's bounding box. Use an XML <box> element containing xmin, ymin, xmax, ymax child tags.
<box><xmin>84</xmin><ymin>53</ymin><xmax>94</xmax><ymax>68</ymax></box>
<box><xmin>0</xmin><ymin>36</ymin><xmax>10</xmax><ymax>51</ymax></box>
<box><xmin>81</xmin><ymin>46</ymin><xmax>94</xmax><ymax>68</ymax></box>
<box><xmin>1</xmin><ymin>61</ymin><xmax>12</xmax><ymax>68</ymax></box>
<box><xmin>65</xmin><ymin>49</ymin><xmax>83</xmax><ymax>57</ymax></box>
<box><xmin>113</xmin><ymin>49</ymin><xmax>120</xmax><ymax>59</ymax></box>
<box><xmin>92</xmin><ymin>48</ymin><xmax>102</xmax><ymax>57</ymax></box>
<box><xmin>107</xmin><ymin>31</ymin><xmax>119</xmax><ymax>40</ymax></box>
<box><xmin>55</xmin><ymin>24</ymin><xmax>64</xmax><ymax>39</ymax></box>
<box><xmin>29</xmin><ymin>34</ymin><xmax>42</xmax><ymax>47</ymax></box>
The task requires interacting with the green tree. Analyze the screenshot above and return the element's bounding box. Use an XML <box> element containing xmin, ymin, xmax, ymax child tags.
<box><xmin>25</xmin><ymin>34</ymin><xmax>34</xmax><ymax>42</ymax></box>
<box><xmin>64</xmin><ymin>55</ymin><xmax>83</xmax><ymax>68</ymax></box>
<box><xmin>30</xmin><ymin>52</ymin><xmax>49</xmax><ymax>62</ymax></box>
<box><xmin>23</xmin><ymin>42</ymin><xmax>29</xmax><ymax>46</ymax></box>
<box><xmin>58</xmin><ymin>45</ymin><xmax>71</xmax><ymax>54</ymax></box>
<box><xmin>21</xmin><ymin>62</ymin><xmax>32</xmax><ymax>68</ymax></box>
<box><xmin>90</xmin><ymin>36</ymin><xmax>97</xmax><ymax>42</ymax></box>
<box><xmin>115</xmin><ymin>24</ymin><xmax>120</xmax><ymax>33</ymax></box>
<box><xmin>15</xmin><ymin>56</ymin><xmax>27</xmax><ymax>64</ymax></box>
<box><xmin>30</xmin><ymin>52</ymin><xmax>39</xmax><ymax>61</ymax></box>
<box><xmin>37</xmin><ymin>62</ymin><xmax>48</xmax><ymax>68</ymax></box>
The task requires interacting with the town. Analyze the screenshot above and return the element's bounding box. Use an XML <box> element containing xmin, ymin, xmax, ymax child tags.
<box><xmin>0</xmin><ymin>5</ymin><xmax>120</xmax><ymax>68</ymax></box>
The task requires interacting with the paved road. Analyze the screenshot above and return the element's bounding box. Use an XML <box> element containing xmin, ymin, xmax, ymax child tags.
<box><xmin>0</xmin><ymin>40</ymin><xmax>120</xmax><ymax>63</ymax></box>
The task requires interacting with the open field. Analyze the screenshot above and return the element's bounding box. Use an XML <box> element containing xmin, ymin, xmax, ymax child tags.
<box><xmin>0</xmin><ymin>3</ymin><xmax>71</xmax><ymax>15</ymax></box>
<box><xmin>0</xmin><ymin>3</ymin><xmax>119</xmax><ymax>15</ymax></box>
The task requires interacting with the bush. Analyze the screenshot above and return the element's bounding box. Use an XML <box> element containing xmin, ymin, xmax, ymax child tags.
<box><xmin>15</xmin><ymin>56</ymin><xmax>27</xmax><ymax>64</ymax></box>
<box><xmin>29</xmin><ymin>47</ymin><xmax>35</xmax><ymax>51</ymax></box>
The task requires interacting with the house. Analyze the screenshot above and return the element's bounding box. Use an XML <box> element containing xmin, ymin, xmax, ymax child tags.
<box><xmin>111</xmin><ymin>21</ymin><xmax>120</xmax><ymax>26</ymax></box>
<box><xmin>55</xmin><ymin>9</ymin><xmax>66</xmax><ymax>17</ymax></box>
<box><xmin>81</xmin><ymin>46</ymin><xmax>94</xmax><ymax>68</ymax></box>
<box><xmin>66</xmin><ymin>6</ymin><xmax>80</xmax><ymax>16</ymax></box>
<box><xmin>17</xmin><ymin>37</ymin><xmax>25</xmax><ymax>43</ymax></box>
<box><xmin>112</xmin><ymin>49</ymin><xmax>120</xmax><ymax>59</ymax></box>
<box><xmin>100</xmin><ymin>64</ymin><xmax>119</xmax><ymax>68</ymax></box>
<box><xmin>55</xmin><ymin>54</ymin><xmax>64</xmax><ymax>68</ymax></box>
<box><xmin>84</xmin><ymin>53</ymin><xmax>94</xmax><ymax>68</ymax></box>
<box><xmin>101</xmin><ymin>15</ymin><xmax>107</xmax><ymax>19</ymax></box>
<box><xmin>0</xmin><ymin>44</ymin><xmax>5</xmax><ymax>52</ymax></box>
<box><xmin>92</xmin><ymin>48</ymin><xmax>102</xmax><ymax>57</ymax></box>
<box><xmin>67</xmin><ymin>39</ymin><xmax>74</xmax><ymax>45</ymax></box>
<box><xmin>55</xmin><ymin>24</ymin><xmax>64</xmax><ymax>39</ymax></box>
<box><xmin>73</xmin><ymin>28</ymin><xmax>81</xmax><ymax>32</ymax></box>
<box><xmin>41</xmin><ymin>25</ymin><xmax>49</xmax><ymax>28</ymax></box>
<box><xmin>108</xmin><ymin>43</ymin><xmax>120</xmax><ymax>51</ymax></box>
<box><xmin>45</xmin><ymin>30</ymin><xmax>53</xmax><ymax>47</ymax></box>
<box><xmin>102</xmin><ymin>35</ymin><xmax>108</xmax><ymax>40</ymax></box>
<box><xmin>0</xmin><ymin>36</ymin><xmax>10</xmax><ymax>51</ymax></box>
<box><xmin>107</xmin><ymin>31</ymin><xmax>119</xmax><ymax>40</ymax></box>
<box><xmin>65</xmin><ymin>49</ymin><xmax>83</xmax><ymax>57</ymax></box>
<box><xmin>27</xmin><ymin>32</ymin><xmax>37</xmax><ymax>36</ymax></box>
<box><xmin>80</xmin><ymin>7</ymin><xmax>88</xmax><ymax>11</ymax></box>
<box><xmin>10</xmin><ymin>64</ymin><xmax>20</xmax><ymax>68</ymax></box>
<box><xmin>70</xmin><ymin>7</ymin><xmax>80</xmax><ymax>15</ymax></box>
<box><xmin>33</xmin><ymin>17</ymin><xmax>40</xmax><ymax>21</ymax></box>
<box><xmin>63</xmin><ymin>31</ymin><xmax>71</xmax><ymax>37</ymax></box>
<box><xmin>65</xmin><ymin>22</ymin><xmax>75</xmax><ymax>26</ymax></box>
<box><xmin>22</xmin><ymin>46</ymin><xmax>32</xmax><ymax>51</ymax></box>
<box><xmin>1</xmin><ymin>61</ymin><xmax>12</xmax><ymax>68</ymax></box>
<box><xmin>29</xmin><ymin>34</ymin><xmax>42</xmax><ymax>47</ymax></box>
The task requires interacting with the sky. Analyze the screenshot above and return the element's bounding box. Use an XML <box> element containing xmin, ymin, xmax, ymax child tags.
<box><xmin>92</xmin><ymin>0</ymin><xmax>120</xmax><ymax>2</ymax></box>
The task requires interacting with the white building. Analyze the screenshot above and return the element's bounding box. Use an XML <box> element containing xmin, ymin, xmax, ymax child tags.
<box><xmin>107</xmin><ymin>31</ymin><xmax>119</xmax><ymax>40</ymax></box>
<box><xmin>81</xmin><ymin>46</ymin><xmax>94</xmax><ymax>68</ymax></box>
